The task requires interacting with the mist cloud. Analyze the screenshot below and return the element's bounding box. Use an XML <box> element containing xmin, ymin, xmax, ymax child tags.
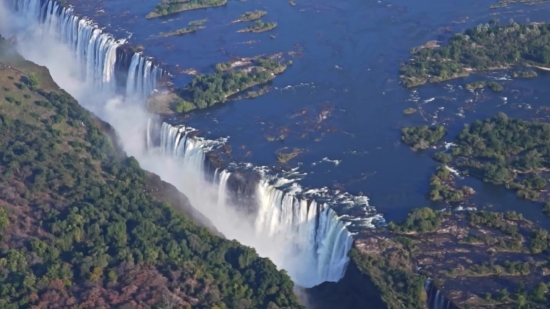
<box><xmin>0</xmin><ymin>3</ymin><xmax>360</xmax><ymax>295</ymax></box>
<box><xmin>0</xmin><ymin>2</ymin><xmax>319</xmax><ymax>288</ymax></box>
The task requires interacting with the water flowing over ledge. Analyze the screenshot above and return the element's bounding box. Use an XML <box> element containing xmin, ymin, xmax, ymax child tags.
<box><xmin>5</xmin><ymin>0</ymin><xmax>385</xmax><ymax>288</ymax></box>
<box><xmin>149</xmin><ymin>122</ymin><xmax>387</xmax><ymax>286</ymax></box>
<box><xmin>425</xmin><ymin>279</ymin><xmax>456</xmax><ymax>309</ymax></box>
<box><xmin>10</xmin><ymin>0</ymin><xmax>163</xmax><ymax>101</ymax></box>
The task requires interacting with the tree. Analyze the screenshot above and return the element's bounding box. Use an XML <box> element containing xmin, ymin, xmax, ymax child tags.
<box><xmin>27</xmin><ymin>73</ymin><xmax>39</xmax><ymax>88</ymax></box>
<box><xmin>532</xmin><ymin>282</ymin><xmax>548</xmax><ymax>301</ymax></box>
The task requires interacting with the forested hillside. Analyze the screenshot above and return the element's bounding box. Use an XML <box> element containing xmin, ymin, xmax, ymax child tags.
<box><xmin>0</xmin><ymin>36</ymin><xmax>303</xmax><ymax>309</ymax></box>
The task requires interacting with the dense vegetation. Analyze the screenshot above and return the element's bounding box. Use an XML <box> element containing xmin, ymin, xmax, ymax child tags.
<box><xmin>237</xmin><ymin>21</ymin><xmax>278</xmax><ymax>33</ymax></box>
<box><xmin>401</xmin><ymin>125</ymin><xmax>446</xmax><ymax>150</ymax></box>
<box><xmin>146</xmin><ymin>0</ymin><xmax>226</xmax><ymax>18</ymax></box>
<box><xmin>383</xmin><ymin>208</ymin><xmax>550</xmax><ymax>308</ymax></box>
<box><xmin>457</xmin><ymin>211</ymin><xmax>550</xmax><ymax>307</ymax></box>
<box><xmin>171</xmin><ymin>58</ymin><xmax>289</xmax><ymax>113</ymax></box>
<box><xmin>387</xmin><ymin>207</ymin><xmax>442</xmax><ymax>233</ymax></box>
<box><xmin>428</xmin><ymin>166</ymin><xmax>474</xmax><ymax>203</ymax></box>
<box><xmin>0</xmin><ymin>38</ymin><xmax>303</xmax><ymax>309</ymax></box>
<box><xmin>400</xmin><ymin>22</ymin><xmax>550</xmax><ymax>87</ymax></box>
<box><xmin>233</xmin><ymin>11</ymin><xmax>267</xmax><ymax>23</ymax></box>
<box><xmin>349</xmin><ymin>248</ymin><xmax>427</xmax><ymax>309</ymax></box>
<box><xmin>449</xmin><ymin>113</ymin><xmax>550</xmax><ymax>201</ymax></box>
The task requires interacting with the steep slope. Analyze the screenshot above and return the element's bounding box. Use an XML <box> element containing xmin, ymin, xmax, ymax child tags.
<box><xmin>0</xmin><ymin>36</ymin><xmax>304</xmax><ymax>309</ymax></box>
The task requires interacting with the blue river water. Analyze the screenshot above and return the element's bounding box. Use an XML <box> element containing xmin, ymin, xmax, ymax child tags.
<box><xmin>68</xmin><ymin>0</ymin><xmax>550</xmax><ymax>225</ymax></box>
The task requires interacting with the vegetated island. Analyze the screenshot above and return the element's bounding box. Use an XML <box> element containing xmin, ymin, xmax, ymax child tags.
<box><xmin>232</xmin><ymin>10</ymin><xmax>267</xmax><ymax>23</ymax></box>
<box><xmin>157</xmin><ymin>19</ymin><xmax>208</xmax><ymax>37</ymax></box>
<box><xmin>449</xmin><ymin>113</ymin><xmax>550</xmax><ymax>203</ymax></box>
<box><xmin>237</xmin><ymin>20</ymin><xmax>277</xmax><ymax>33</ymax></box>
<box><xmin>0</xmin><ymin>35</ymin><xmax>304</xmax><ymax>309</ymax></box>
<box><xmin>401</xmin><ymin>125</ymin><xmax>446</xmax><ymax>150</ymax></box>
<box><xmin>405</xmin><ymin>113</ymin><xmax>550</xmax><ymax>208</ymax></box>
<box><xmin>311</xmin><ymin>207</ymin><xmax>550</xmax><ymax>309</ymax></box>
<box><xmin>146</xmin><ymin>0</ymin><xmax>226</xmax><ymax>19</ymax></box>
<box><xmin>464</xmin><ymin>80</ymin><xmax>503</xmax><ymax>92</ymax></box>
<box><xmin>148</xmin><ymin>55</ymin><xmax>291</xmax><ymax>114</ymax></box>
<box><xmin>188</xmin><ymin>18</ymin><xmax>208</xmax><ymax>26</ymax></box>
<box><xmin>400</xmin><ymin>21</ymin><xmax>550</xmax><ymax>87</ymax></box>
<box><xmin>158</xmin><ymin>25</ymin><xmax>205</xmax><ymax>38</ymax></box>
<box><xmin>428</xmin><ymin>165</ymin><xmax>475</xmax><ymax>203</ymax></box>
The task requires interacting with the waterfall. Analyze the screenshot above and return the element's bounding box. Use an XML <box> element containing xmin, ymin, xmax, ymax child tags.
<box><xmin>8</xmin><ymin>0</ymin><xmax>163</xmax><ymax>101</ymax></box>
<box><xmin>4</xmin><ymin>0</ymin><xmax>376</xmax><ymax>288</ymax></box>
<box><xmin>425</xmin><ymin>278</ymin><xmax>453</xmax><ymax>309</ymax></box>
<box><xmin>217</xmin><ymin>170</ymin><xmax>230</xmax><ymax>208</ymax></box>
<box><xmin>154</xmin><ymin>122</ymin><xmax>357</xmax><ymax>287</ymax></box>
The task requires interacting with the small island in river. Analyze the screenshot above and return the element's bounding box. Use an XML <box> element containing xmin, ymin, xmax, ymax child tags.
<box><xmin>445</xmin><ymin>113</ymin><xmax>550</xmax><ymax>203</ymax></box>
<box><xmin>146</xmin><ymin>0</ymin><xmax>226</xmax><ymax>19</ymax></box>
<box><xmin>464</xmin><ymin>81</ymin><xmax>503</xmax><ymax>92</ymax></box>
<box><xmin>157</xmin><ymin>19</ymin><xmax>207</xmax><ymax>37</ymax></box>
<box><xmin>402</xmin><ymin>113</ymin><xmax>550</xmax><ymax>207</ymax></box>
<box><xmin>401</xmin><ymin>125</ymin><xmax>446</xmax><ymax>150</ymax></box>
<box><xmin>158</xmin><ymin>25</ymin><xmax>205</xmax><ymax>37</ymax></box>
<box><xmin>147</xmin><ymin>55</ymin><xmax>290</xmax><ymax>114</ymax></box>
<box><xmin>237</xmin><ymin>20</ymin><xmax>277</xmax><ymax>33</ymax></box>
<box><xmin>400</xmin><ymin>22</ymin><xmax>550</xmax><ymax>87</ymax></box>
<box><xmin>232</xmin><ymin>10</ymin><xmax>267</xmax><ymax>23</ymax></box>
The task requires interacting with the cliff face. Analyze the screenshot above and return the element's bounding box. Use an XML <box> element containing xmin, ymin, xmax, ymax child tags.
<box><xmin>0</xmin><ymin>35</ymin><xmax>304</xmax><ymax>309</ymax></box>
<box><xmin>307</xmin><ymin>256</ymin><xmax>387</xmax><ymax>309</ymax></box>
<box><xmin>307</xmin><ymin>238</ymin><xmax>428</xmax><ymax>309</ymax></box>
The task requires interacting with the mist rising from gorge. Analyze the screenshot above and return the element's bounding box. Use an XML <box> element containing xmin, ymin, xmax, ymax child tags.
<box><xmin>0</xmin><ymin>0</ymin><xmax>354</xmax><ymax>289</ymax></box>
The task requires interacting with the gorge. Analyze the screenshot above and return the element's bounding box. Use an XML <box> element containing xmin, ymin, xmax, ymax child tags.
<box><xmin>1</xmin><ymin>0</ymin><xmax>380</xmax><ymax>289</ymax></box>
<box><xmin>9</xmin><ymin>0</ymin><xmax>550</xmax><ymax>306</ymax></box>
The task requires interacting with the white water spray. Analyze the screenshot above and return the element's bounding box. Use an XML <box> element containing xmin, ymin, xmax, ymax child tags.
<box><xmin>1</xmin><ymin>0</ymin><xmax>376</xmax><ymax>288</ymax></box>
<box><xmin>154</xmin><ymin>123</ymin><xmax>355</xmax><ymax>286</ymax></box>
<box><xmin>7</xmin><ymin>0</ymin><xmax>161</xmax><ymax>100</ymax></box>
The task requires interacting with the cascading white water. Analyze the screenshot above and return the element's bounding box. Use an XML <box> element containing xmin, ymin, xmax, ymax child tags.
<box><xmin>425</xmin><ymin>278</ymin><xmax>452</xmax><ymax>309</ymax></box>
<box><xmin>3</xmin><ymin>0</ymin><xmax>369</xmax><ymax>289</ymax></box>
<box><xmin>156</xmin><ymin>122</ymin><xmax>354</xmax><ymax>287</ymax></box>
<box><xmin>255</xmin><ymin>179</ymin><xmax>353</xmax><ymax>283</ymax></box>
<box><xmin>216</xmin><ymin>170</ymin><xmax>230</xmax><ymax>208</ymax></box>
<box><xmin>9</xmin><ymin>0</ymin><xmax>162</xmax><ymax>101</ymax></box>
<box><xmin>126</xmin><ymin>53</ymin><xmax>158</xmax><ymax>100</ymax></box>
<box><xmin>125</xmin><ymin>53</ymin><xmax>140</xmax><ymax>98</ymax></box>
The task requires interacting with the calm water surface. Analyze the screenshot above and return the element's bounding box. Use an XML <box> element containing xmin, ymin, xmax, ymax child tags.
<box><xmin>70</xmin><ymin>0</ymin><xmax>550</xmax><ymax>225</ymax></box>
